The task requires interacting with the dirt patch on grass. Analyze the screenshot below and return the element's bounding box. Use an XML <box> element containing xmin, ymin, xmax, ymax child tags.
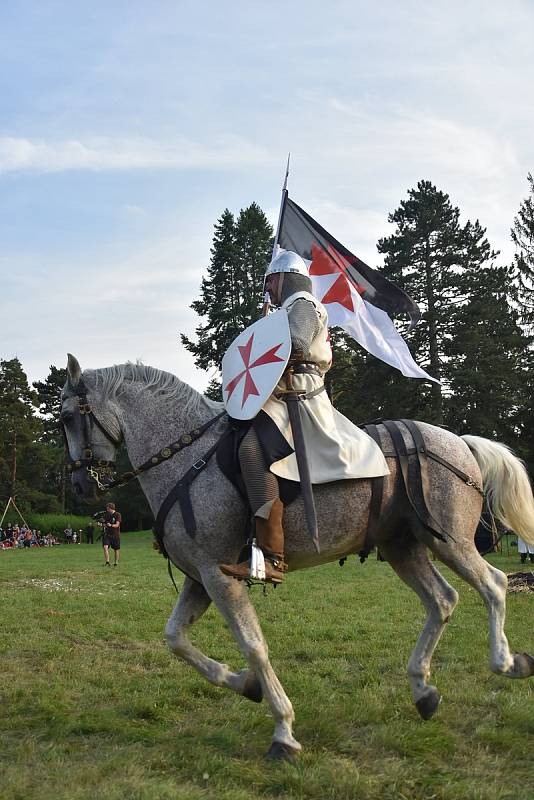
<box><xmin>507</xmin><ymin>571</ymin><xmax>534</xmax><ymax>593</ymax></box>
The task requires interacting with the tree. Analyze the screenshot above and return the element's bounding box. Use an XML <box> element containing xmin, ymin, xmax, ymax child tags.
<box><xmin>377</xmin><ymin>180</ymin><xmax>498</xmax><ymax>424</ymax></box>
<box><xmin>0</xmin><ymin>358</ymin><xmax>59</xmax><ymax>512</ymax></box>
<box><xmin>33</xmin><ymin>365</ymin><xmax>68</xmax><ymax>511</ymax></box>
<box><xmin>511</xmin><ymin>173</ymin><xmax>534</xmax><ymax>330</ymax></box>
<box><xmin>181</xmin><ymin>203</ymin><xmax>273</xmax><ymax>393</ymax></box>
<box><xmin>0</xmin><ymin>358</ymin><xmax>38</xmax><ymax>498</ymax></box>
<box><xmin>446</xmin><ymin>265</ymin><xmax>531</xmax><ymax>443</ymax></box>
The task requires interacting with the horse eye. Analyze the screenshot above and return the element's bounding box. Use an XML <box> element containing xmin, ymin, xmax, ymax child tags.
<box><xmin>61</xmin><ymin>412</ymin><xmax>74</xmax><ymax>424</ymax></box>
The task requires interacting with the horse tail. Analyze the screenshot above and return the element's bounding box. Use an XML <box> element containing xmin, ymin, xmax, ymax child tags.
<box><xmin>462</xmin><ymin>434</ymin><xmax>534</xmax><ymax>545</ymax></box>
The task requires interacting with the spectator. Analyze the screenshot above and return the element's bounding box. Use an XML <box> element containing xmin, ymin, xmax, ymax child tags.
<box><xmin>518</xmin><ymin>536</ymin><xmax>534</xmax><ymax>564</ymax></box>
<box><xmin>85</xmin><ymin>523</ymin><xmax>95</xmax><ymax>544</ymax></box>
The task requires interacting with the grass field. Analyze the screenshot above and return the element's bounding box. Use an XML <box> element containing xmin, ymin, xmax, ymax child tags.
<box><xmin>1</xmin><ymin>532</ymin><xmax>533</xmax><ymax>800</ymax></box>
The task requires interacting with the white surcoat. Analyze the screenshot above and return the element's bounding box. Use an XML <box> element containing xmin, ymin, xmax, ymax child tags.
<box><xmin>262</xmin><ymin>291</ymin><xmax>389</xmax><ymax>483</ymax></box>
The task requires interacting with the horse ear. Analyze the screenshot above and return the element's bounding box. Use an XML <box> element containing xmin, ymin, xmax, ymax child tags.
<box><xmin>66</xmin><ymin>353</ymin><xmax>82</xmax><ymax>388</ymax></box>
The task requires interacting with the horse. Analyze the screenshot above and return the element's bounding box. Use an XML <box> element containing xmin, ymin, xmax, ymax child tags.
<box><xmin>61</xmin><ymin>354</ymin><xmax>534</xmax><ymax>759</ymax></box>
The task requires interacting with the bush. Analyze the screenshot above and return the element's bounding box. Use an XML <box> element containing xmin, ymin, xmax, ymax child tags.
<box><xmin>23</xmin><ymin>512</ymin><xmax>96</xmax><ymax>539</ymax></box>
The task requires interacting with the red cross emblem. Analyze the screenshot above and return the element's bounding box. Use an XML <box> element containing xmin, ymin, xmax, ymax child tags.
<box><xmin>224</xmin><ymin>332</ymin><xmax>285</xmax><ymax>408</ymax></box>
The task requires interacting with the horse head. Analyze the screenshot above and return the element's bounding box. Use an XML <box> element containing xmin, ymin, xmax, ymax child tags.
<box><xmin>61</xmin><ymin>354</ymin><xmax>122</xmax><ymax>498</ymax></box>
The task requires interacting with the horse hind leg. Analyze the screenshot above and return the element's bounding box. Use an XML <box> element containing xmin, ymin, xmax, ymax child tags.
<box><xmin>379</xmin><ymin>533</ymin><xmax>459</xmax><ymax>719</ymax></box>
<box><xmin>165</xmin><ymin>577</ymin><xmax>263</xmax><ymax>703</ymax></box>
<box><xmin>431</xmin><ymin>538</ymin><xmax>534</xmax><ymax>680</ymax></box>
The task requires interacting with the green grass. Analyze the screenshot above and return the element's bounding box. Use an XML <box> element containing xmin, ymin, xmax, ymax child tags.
<box><xmin>1</xmin><ymin>533</ymin><xmax>533</xmax><ymax>799</ymax></box>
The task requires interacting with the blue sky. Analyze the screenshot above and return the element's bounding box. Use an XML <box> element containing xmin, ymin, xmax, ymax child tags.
<box><xmin>1</xmin><ymin>1</ymin><xmax>533</xmax><ymax>390</ymax></box>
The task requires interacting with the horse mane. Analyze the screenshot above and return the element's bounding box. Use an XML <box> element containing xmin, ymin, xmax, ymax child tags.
<box><xmin>82</xmin><ymin>362</ymin><xmax>222</xmax><ymax>417</ymax></box>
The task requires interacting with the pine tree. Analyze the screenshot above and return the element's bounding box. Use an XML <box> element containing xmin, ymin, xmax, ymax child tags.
<box><xmin>511</xmin><ymin>172</ymin><xmax>534</xmax><ymax>330</ymax></box>
<box><xmin>33</xmin><ymin>365</ymin><xmax>68</xmax><ymax>511</ymax></box>
<box><xmin>0</xmin><ymin>358</ymin><xmax>58</xmax><ymax>512</ymax></box>
<box><xmin>377</xmin><ymin>180</ymin><xmax>497</xmax><ymax>424</ymax></box>
<box><xmin>181</xmin><ymin>203</ymin><xmax>273</xmax><ymax>393</ymax></box>
<box><xmin>0</xmin><ymin>358</ymin><xmax>38</xmax><ymax>498</ymax></box>
<box><xmin>446</xmin><ymin>265</ymin><xmax>531</xmax><ymax>442</ymax></box>
<box><xmin>33</xmin><ymin>365</ymin><xmax>66</xmax><ymax>446</ymax></box>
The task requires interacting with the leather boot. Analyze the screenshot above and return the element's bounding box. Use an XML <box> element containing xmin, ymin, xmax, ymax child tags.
<box><xmin>220</xmin><ymin>499</ymin><xmax>287</xmax><ymax>584</ymax></box>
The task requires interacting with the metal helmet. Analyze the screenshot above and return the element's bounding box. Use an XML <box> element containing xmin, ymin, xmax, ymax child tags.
<box><xmin>264</xmin><ymin>249</ymin><xmax>309</xmax><ymax>279</ymax></box>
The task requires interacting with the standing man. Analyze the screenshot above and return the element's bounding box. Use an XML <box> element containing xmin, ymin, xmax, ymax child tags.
<box><xmin>101</xmin><ymin>502</ymin><xmax>122</xmax><ymax>567</ymax></box>
<box><xmin>85</xmin><ymin>523</ymin><xmax>95</xmax><ymax>544</ymax></box>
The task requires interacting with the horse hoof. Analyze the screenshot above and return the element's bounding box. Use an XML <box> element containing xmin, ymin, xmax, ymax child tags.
<box><xmin>266</xmin><ymin>741</ymin><xmax>299</xmax><ymax>762</ymax></box>
<box><xmin>242</xmin><ymin>672</ymin><xmax>263</xmax><ymax>703</ymax></box>
<box><xmin>415</xmin><ymin>687</ymin><xmax>441</xmax><ymax>720</ymax></box>
<box><xmin>513</xmin><ymin>652</ymin><xmax>534</xmax><ymax>677</ymax></box>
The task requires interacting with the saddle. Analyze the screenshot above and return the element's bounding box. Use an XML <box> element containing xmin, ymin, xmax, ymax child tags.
<box><xmin>217</xmin><ymin>417</ymin><xmax>482</xmax><ymax>561</ymax></box>
<box><xmin>154</xmin><ymin>415</ymin><xmax>482</xmax><ymax>574</ymax></box>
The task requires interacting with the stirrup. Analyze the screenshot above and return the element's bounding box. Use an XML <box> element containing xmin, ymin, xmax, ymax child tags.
<box><xmin>250</xmin><ymin>539</ymin><xmax>265</xmax><ymax>580</ymax></box>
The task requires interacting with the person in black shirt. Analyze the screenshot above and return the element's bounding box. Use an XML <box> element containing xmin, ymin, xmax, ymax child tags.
<box><xmin>101</xmin><ymin>503</ymin><xmax>122</xmax><ymax>567</ymax></box>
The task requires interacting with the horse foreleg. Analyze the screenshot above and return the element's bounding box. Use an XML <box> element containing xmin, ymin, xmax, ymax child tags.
<box><xmin>201</xmin><ymin>566</ymin><xmax>301</xmax><ymax>759</ymax></box>
<box><xmin>380</xmin><ymin>536</ymin><xmax>458</xmax><ymax>719</ymax></box>
<box><xmin>165</xmin><ymin>577</ymin><xmax>263</xmax><ymax>703</ymax></box>
<box><xmin>432</xmin><ymin>540</ymin><xmax>534</xmax><ymax>680</ymax></box>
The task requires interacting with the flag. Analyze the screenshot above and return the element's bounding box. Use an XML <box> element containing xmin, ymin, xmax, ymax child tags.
<box><xmin>277</xmin><ymin>195</ymin><xmax>438</xmax><ymax>383</ymax></box>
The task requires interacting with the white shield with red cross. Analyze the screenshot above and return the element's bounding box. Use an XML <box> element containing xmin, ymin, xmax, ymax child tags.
<box><xmin>222</xmin><ymin>310</ymin><xmax>291</xmax><ymax>420</ymax></box>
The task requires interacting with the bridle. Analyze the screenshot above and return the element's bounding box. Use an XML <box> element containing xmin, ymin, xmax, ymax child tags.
<box><xmin>62</xmin><ymin>380</ymin><xmax>227</xmax><ymax>494</ymax></box>
<box><xmin>62</xmin><ymin>380</ymin><xmax>122</xmax><ymax>491</ymax></box>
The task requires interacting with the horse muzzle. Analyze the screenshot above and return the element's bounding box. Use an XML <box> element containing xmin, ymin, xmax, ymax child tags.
<box><xmin>71</xmin><ymin>468</ymin><xmax>98</xmax><ymax>499</ymax></box>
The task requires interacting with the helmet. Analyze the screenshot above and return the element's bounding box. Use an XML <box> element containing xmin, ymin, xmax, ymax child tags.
<box><xmin>264</xmin><ymin>249</ymin><xmax>309</xmax><ymax>279</ymax></box>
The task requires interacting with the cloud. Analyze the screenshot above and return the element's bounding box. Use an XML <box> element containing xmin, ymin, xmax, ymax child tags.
<box><xmin>0</xmin><ymin>135</ymin><xmax>272</xmax><ymax>175</ymax></box>
<box><xmin>326</xmin><ymin>101</ymin><xmax>519</xmax><ymax>179</ymax></box>
<box><xmin>0</xmin><ymin>228</ymin><xmax>212</xmax><ymax>390</ymax></box>
<box><xmin>122</xmin><ymin>204</ymin><xmax>146</xmax><ymax>217</ymax></box>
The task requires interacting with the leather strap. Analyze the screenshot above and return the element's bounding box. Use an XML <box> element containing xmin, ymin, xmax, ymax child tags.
<box><xmin>154</xmin><ymin>428</ymin><xmax>232</xmax><ymax>539</ymax></box>
<box><xmin>275</xmin><ymin>384</ymin><xmax>326</xmax><ymax>401</ymax></box>
<box><xmin>288</xmin><ymin>362</ymin><xmax>322</xmax><ymax>377</ymax></box>
<box><xmin>104</xmin><ymin>411</ymin><xmax>227</xmax><ymax>489</ymax></box>
<box><xmin>360</xmin><ymin>424</ymin><xmax>385</xmax><ymax>561</ymax></box>
<box><xmin>382</xmin><ymin>420</ymin><xmax>449</xmax><ymax>542</ymax></box>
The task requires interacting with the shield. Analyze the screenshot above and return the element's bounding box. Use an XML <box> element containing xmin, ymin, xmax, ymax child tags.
<box><xmin>222</xmin><ymin>310</ymin><xmax>291</xmax><ymax>420</ymax></box>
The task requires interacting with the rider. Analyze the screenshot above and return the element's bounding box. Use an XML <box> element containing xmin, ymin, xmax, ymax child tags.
<box><xmin>220</xmin><ymin>250</ymin><xmax>389</xmax><ymax>584</ymax></box>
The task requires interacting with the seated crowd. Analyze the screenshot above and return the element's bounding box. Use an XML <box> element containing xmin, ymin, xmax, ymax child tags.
<box><xmin>0</xmin><ymin>524</ymin><xmax>59</xmax><ymax>549</ymax></box>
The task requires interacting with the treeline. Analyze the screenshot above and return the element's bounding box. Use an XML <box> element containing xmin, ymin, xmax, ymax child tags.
<box><xmin>2</xmin><ymin>176</ymin><xmax>533</xmax><ymax>522</ymax></box>
<box><xmin>182</xmin><ymin>178</ymin><xmax>534</xmax><ymax>475</ymax></box>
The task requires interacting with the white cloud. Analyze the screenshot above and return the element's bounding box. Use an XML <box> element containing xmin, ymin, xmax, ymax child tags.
<box><xmin>325</xmin><ymin>101</ymin><xmax>519</xmax><ymax>179</ymax></box>
<box><xmin>122</xmin><ymin>204</ymin><xmax>146</xmax><ymax>217</ymax></box>
<box><xmin>0</xmin><ymin>135</ymin><xmax>272</xmax><ymax>175</ymax></box>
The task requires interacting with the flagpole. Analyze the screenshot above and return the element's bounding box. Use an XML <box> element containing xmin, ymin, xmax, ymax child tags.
<box><xmin>271</xmin><ymin>153</ymin><xmax>290</xmax><ymax>259</ymax></box>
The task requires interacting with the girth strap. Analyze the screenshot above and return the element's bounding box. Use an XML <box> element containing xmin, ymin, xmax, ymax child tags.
<box><xmin>382</xmin><ymin>420</ymin><xmax>450</xmax><ymax>542</ymax></box>
<box><xmin>359</xmin><ymin>424</ymin><xmax>385</xmax><ymax>560</ymax></box>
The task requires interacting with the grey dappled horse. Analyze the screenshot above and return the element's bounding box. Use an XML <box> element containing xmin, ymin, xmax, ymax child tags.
<box><xmin>61</xmin><ymin>355</ymin><xmax>534</xmax><ymax>758</ymax></box>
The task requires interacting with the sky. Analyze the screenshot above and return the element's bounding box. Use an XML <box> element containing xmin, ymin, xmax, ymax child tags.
<box><xmin>1</xmin><ymin>0</ymin><xmax>533</xmax><ymax>391</ymax></box>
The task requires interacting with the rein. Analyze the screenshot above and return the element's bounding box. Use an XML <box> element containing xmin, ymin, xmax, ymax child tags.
<box><xmin>95</xmin><ymin>411</ymin><xmax>227</xmax><ymax>491</ymax></box>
